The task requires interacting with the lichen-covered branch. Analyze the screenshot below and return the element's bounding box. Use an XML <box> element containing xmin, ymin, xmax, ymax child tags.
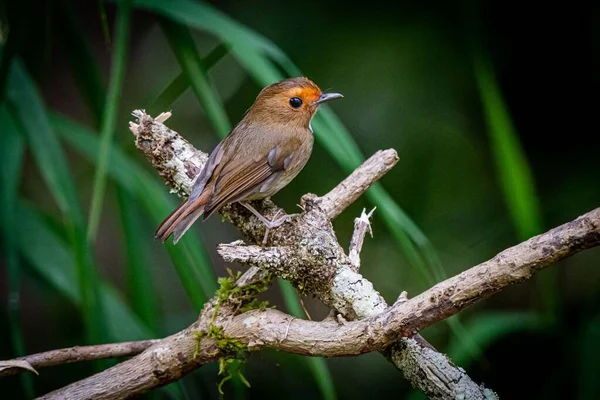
<box><xmin>223</xmin><ymin>208</ymin><xmax>600</xmax><ymax>337</ymax></box>
<box><xmin>129</xmin><ymin>110</ymin><xmax>490</xmax><ymax>399</ymax></box>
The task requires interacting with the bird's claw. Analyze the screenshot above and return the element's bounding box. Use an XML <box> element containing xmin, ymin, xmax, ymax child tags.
<box><xmin>262</xmin><ymin>210</ymin><xmax>291</xmax><ymax>245</ymax></box>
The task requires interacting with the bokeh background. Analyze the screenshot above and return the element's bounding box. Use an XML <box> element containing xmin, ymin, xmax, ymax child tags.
<box><xmin>1</xmin><ymin>0</ymin><xmax>598</xmax><ymax>399</ymax></box>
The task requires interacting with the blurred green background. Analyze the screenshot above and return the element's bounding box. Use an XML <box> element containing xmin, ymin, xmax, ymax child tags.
<box><xmin>0</xmin><ymin>0</ymin><xmax>598</xmax><ymax>399</ymax></box>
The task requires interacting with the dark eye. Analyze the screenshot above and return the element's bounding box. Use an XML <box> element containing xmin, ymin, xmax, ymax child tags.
<box><xmin>289</xmin><ymin>97</ymin><xmax>303</xmax><ymax>109</ymax></box>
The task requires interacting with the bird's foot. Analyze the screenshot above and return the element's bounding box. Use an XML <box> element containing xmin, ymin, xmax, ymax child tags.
<box><xmin>260</xmin><ymin>210</ymin><xmax>291</xmax><ymax>245</ymax></box>
<box><xmin>239</xmin><ymin>202</ymin><xmax>290</xmax><ymax>245</ymax></box>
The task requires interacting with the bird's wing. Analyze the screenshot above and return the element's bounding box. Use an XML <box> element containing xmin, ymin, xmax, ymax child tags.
<box><xmin>203</xmin><ymin>137</ymin><xmax>302</xmax><ymax>217</ymax></box>
<box><xmin>189</xmin><ymin>142</ymin><xmax>224</xmax><ymax>202</ymax></box>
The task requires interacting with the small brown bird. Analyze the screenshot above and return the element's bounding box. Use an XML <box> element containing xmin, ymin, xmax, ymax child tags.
<box><xmin>155</xmin><ymin>77</ymin><xmax>343</xmax><ymax>244</ymax></box>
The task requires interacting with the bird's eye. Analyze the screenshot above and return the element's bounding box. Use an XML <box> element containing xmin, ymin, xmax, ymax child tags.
<box><xmin>289</xmin><ymin>97</ymin><xmax>303</xmax><ymax>109</ymax></box>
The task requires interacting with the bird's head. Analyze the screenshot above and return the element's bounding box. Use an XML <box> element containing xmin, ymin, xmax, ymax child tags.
<box><xmin>246</xmin><ymin>77</ymin><xmax>343</xmax><ymax>128</ymax></box>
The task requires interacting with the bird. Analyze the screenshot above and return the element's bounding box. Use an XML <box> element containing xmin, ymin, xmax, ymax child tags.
<box><xmin>155</xmin><ymin>77</ymin><xmax>343</xmax><ymax>245</ymax></box>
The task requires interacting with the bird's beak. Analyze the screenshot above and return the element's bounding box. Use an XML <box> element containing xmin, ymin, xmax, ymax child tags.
<box><xmin>312</xmin><ymin>92</ymin><xmax>343</xmax><ymax>105</ymax></box>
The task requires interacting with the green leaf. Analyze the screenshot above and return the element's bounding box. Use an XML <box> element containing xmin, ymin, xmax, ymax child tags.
<box><xmin>6</xmin><ymin>60</ymin><xmax>106</xmax><ymax>345</ymax></box>
<box><xmin>18</xmin><ymin>200</ymin><xmax>185</xmax><ymax>400</ymax></box>
<box><xmin>98</xmin><ymin>0</ymin><xmax>112</xmax><ymax>47</ymax></box>
<box><xmin>88</xmin><ymin>0</ymin><xmax>132</xmax><ymax>241</ymax></box>
<box><xmin>0</xmin><ymin>106</ymin><xmax>35</xmax><ymax>398</ymax></box>
<box><xmin>160</xmin><ymin>19</ymin><xmax>231</xmax><ymax>137</ymax></box>
<box><xmin>6</xmin><ymin>61</ymin><xmax>84</xmax><ymax>222</ymax></box>
<box><xmin>134</xmin><ymin>0</ymin><xmax>283</xmax><ymax>82</ymax></box>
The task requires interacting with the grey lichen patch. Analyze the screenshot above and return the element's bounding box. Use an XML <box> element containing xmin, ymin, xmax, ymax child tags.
<box><xmin>331</xmin><ymin>269</ymin><xmax>387</xmax><ymax>319</ymax></box>
<box><xmin>132</xmin><ymin>111</ymin><xmax>207</xmax><ymax>199</ymax></box>
<box><xmin>163</xmin><ymin>132</ymin><xmax>207</xmax><ymax>197</ymax></box>
<box><xmin>390</xmin><ymin>339</ymin><xmax>494</xmax><ymax>400</ymax></box>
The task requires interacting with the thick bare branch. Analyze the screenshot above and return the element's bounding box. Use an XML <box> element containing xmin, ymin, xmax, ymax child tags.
<box><xmin>38</xmin><ymin>324</ymin><xmax>214</xmax><ymax>400</ymax></box>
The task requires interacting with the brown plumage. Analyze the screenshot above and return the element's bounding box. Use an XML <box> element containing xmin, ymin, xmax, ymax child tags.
<box><xmin>155</xmin><ymin>77</ymin><xmax>343</xmax><ymax>244</ymax></box>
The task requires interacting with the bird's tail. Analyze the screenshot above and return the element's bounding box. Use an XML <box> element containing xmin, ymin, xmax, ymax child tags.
<box><xmin>155</xmin><ymin>189</ymin><xmax>212</xmax><ymax>244</ymax></box>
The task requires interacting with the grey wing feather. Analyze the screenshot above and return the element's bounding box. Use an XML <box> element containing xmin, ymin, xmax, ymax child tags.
<box><xmin>189</xmin><ymin>142</ymin><xmax>224</xmax><ymax>201</ymax></box>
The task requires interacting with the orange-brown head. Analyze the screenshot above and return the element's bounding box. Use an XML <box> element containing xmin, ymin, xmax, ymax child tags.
<box><xmin>246</xmin><ymin>77</ymin><xmax>343</xmax><ymax>128</ymax></box>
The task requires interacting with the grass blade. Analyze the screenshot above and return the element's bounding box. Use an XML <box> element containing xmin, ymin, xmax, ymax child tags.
<box><xmin>471</xmin><ymin>50</ymin><xmax>555</xmax><ymax>319</ymax></box>
<box><xmin>160</xmin><ymin>19</ymin><xmax>231</xmax><ymax>136</ymax></box>
<box><xmin>464</xmin><ymin>2</ymin><xmax>552</xmax><ymax>319</ymax></box>
<box><xmin>17</xmin><ymin>202</ymin><xmax>191</xmax><ymax>399</ymax></box>
<box><xmin>97</xmin><ymin>0</ymin><xmax>112</xmax><ymax>47</ymax></box>
<box><xmin>279</xmin><ymin>280</ymin><xmax>338</xmax><ymax>400</ymax></box>
<box><xmin>150</xmin><ymin>43</ymin><xmax>229</xmax><ymax>113</ymax></box>
<box><xmin>88</xmin><ymin>0</ymin><xmax>132</xmax><ymax>241</ymax></box>
<box><xmin>473</xmin><ymin>55</ymin><xmax>543</xmax><ymax>239</ymax></box>
<box><xmin>116</xmin><ymin>189</ymin><xmax>159</xmax><ymax>330</ymax></box>
<box><xmin>6</xmin><ymin>62</ymin><xmax>83</xmax><ymax>221</ymax></box>
<box><xmin>135</xmin><ymin>0</ymin><xmax>283</xmax><ymax>82</ymax></box>
<box><xmin>0</xmin><ymin>106</ymin><xmax>35</xmax><ymax>398</ymax></box>
<box><xmin>6</xmin><ymin>60</ymin><xmax>106</xmax><ymax>345</ymax></box>
<box><xmin>57</xmin><ymin>13</ymin><xmax>190</xmax><ymax>396</ymax></box>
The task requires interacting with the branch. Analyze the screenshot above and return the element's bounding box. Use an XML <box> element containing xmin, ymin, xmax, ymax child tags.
<box><xmin>25</xmin><ymin>206</ymin><xmax>600</xmax><ymax>400</ymax></box>
<box><xmin>22</xmin><ymin>111</ymin><xmax>598</xmax><ymax>399</ymax></box>
<box><xmin>0</xmin><ymin>340</ymin><xmax>159</xmax><ymax>377</ymax></box>
<box><xmin>348</xmin><ymin>207</ymin><xmax>376</xmax><ymax>271</ymax></box>
<box><xmin>319</xmin><ymin>153</ymin><xmax>396</xmax><ymax>219</ymax></box>
<box><xmin>218</xmin><ymin>206</ymin><xmax>600</xmax><ymax>333</ymax></box>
